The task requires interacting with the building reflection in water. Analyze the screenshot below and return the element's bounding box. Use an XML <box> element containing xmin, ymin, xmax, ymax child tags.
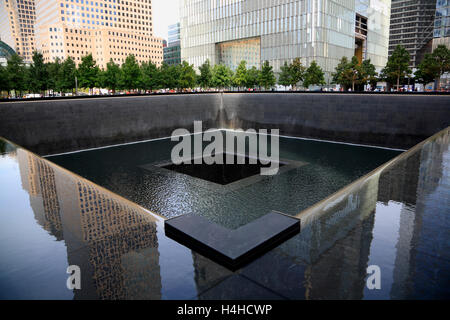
<box><xmin>9</xmin><ymin>127</ymin><xmax>450</xmax><ymax>299</ymax></box>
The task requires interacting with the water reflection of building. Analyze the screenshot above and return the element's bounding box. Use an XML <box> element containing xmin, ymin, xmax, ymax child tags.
<box><xmin>17</xmin><ymin>149</ymin><xmax>162</xmax><ymax>300</ymax></box>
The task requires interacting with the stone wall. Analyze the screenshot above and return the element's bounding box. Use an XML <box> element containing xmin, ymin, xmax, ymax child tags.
<box><xmin>1</xmin><ymin>93</ymin><xmax>449</xmax><ymax>155</ymax></box>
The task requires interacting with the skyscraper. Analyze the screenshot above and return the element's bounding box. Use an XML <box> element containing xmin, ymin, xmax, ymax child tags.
<box><xmin>433</xmin><ymin>0</ymin><xmax>450</xmax><ymax>49</ymax></box>
<box><xmin>163</xmin><ymin>22</ymin><xmax>181</xmax><ymax>65</ymax></box>
<box><xmin>33</xmin><ymin>0</ymin><xmax>163</xmax><ymax>68</ymax></box>
<box><xmin>0</xmin><ymin>0</ymin><xmax>36</xmax><ymax>63</ymax></box>
<box><xmin>180</xmin><ymin>0</ymin><xmax>391</xmax><ymax>81</ymax></box>
<box><xmin>389</xmin><ymin>0</ymin><xmax>436</xmax><ymax>69</ymax></box>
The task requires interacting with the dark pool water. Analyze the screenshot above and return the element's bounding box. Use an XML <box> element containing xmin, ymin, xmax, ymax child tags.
<box><xmin>46</xmin><ymin>131</ymin><xmax>402</xmax><ymax>229</ymax></box>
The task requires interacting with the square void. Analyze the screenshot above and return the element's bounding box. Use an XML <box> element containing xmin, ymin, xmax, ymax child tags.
<box><xmin>161</xmin><ymin>154</ymin><xmax>284</xmax><ymax>185</ymax></box>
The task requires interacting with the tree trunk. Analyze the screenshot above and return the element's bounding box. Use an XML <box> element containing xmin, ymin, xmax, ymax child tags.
<box><xmin>397</xmin><ymin>76</ymin><xmax>400</xmax><ymax>91</ymax></box>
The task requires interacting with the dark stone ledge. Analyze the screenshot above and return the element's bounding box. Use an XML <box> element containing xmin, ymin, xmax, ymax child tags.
<box><xmin>164</xmin><ymin>211</ymin><xmax>301</xmax><ymax>271</ymax></box>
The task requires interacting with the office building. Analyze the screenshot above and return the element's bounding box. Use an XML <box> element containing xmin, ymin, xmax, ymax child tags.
<box><xmin>0</xmin><ymin>0</ymin><xmax>36</xmax><ymax>63</ymax></box>
<box><xmin>433</xmin><ymin>0</ymin><xmax>450</xmax><ymax>49</ymax></box>
<box><xmin>33</xmin><ymin>0</ymin><xmax>163</xmax><ymax>68</ymax></box>
<box><xmin>163</xmin><ymin>22</ymin><xmax>181</xmax><ymax>65</ymax></box>
<box><xmin>389</xmin><ymin>0</ymin><xmax>436</xmax><ymax>68</ymax></box>
<box><xmin>180</xmin><ymin>0</ymin><xmax>391</xmax><ymax>82</ymax></box>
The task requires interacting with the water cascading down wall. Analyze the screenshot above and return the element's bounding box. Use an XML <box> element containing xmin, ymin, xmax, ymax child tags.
<box><xmin>0</xmin><ymin>93</ymin><xmax>449</xmax><ymax>155</ymax></box>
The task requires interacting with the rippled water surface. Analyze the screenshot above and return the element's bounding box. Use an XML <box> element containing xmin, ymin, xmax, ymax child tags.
<box><xmin>47</xmin><ymin>132</ymin><xmax>402</xmax><ymax>228</ymax></box>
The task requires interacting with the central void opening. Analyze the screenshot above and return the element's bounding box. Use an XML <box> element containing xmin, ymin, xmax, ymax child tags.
<box><xmin>161</xmin><ymin>154</ymin><xmax>285</xmax><ymax>185</ymax></box>
<box><xmin>46</xmin><ymin>130</ymin><xmax>402</xmax><ymax>229</ymax></box>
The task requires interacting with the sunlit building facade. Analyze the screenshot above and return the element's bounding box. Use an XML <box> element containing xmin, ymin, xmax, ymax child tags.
<box><xmin>34</xmin><ymin>0</ymin><xmax>163</xmax><ymax>68</ymax></box>
<box><xmin>180</xmin><ymin>0</ymin><xmax>391</xmax><ymax>80</ymax></box>
<box><xmin>0</xmin><ymin>0</ymin><xmax>36</xmax><ymax>63</ymax></box>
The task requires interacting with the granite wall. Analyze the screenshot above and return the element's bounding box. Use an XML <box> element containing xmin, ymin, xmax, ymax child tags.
<box><xmin>1</xmin><ymin>93</ymin><xmax>449</xmax><ymax>155</ymax></box>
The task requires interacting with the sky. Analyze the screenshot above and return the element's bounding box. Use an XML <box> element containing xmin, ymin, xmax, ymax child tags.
<box><xmin>153</xmin><ymin>0</ymin><xmax>181</xmax><ymax>41</ymax></box>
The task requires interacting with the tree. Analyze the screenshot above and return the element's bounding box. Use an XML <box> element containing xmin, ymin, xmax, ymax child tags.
<box><xmin>246</xmin><ymin>66</ymin><xmax>260</xmax><ymax>89</ymax></box>
<box><xmin>59</xmin><ymin>57</ymin><xmax>77</xmax><ymax>94</ymax></box>
<box><xmin>360</xmin><ymin>59</ymin><xmax>378</xmax><ymax>90</ymax></box>
<box><xmin>47</xmin><ymin>57</ymin><xmax>62</xmax><ymax>95</ymax></box>
<box><xmin>212</xmin><ymin>64</ymin><xmax>232</xmax><ymax>89</ymax></box>
<box><xmin>233</xmin><ymin>60</ymin><xmax>248</xmax><ymax>90</ymax></box>
<box><xmin>258</xmin><ymin>60</ymin><xmax>276</xmax><ymax>90</ymax></box>
<box><xmin>414</xmin><ymin>53</ymin><xmax>438</xmax><ymax>86</ymax></box>
<box><xmin>431</xmin><ymin>44</ymin><xmax>450</xmax><ymax>90</ymax></box>
<box><xmin>303</xmin><ymin>61</ymin><xmax>326</xmax><ymax>88</ymax></box>
<box><xmin>77</xmin><ymin>54</ymin><xmax>100</xmax><ymax>92</ymax></box>
<box><xmin>382</xmin><ymin>45</ymin><xmax>411</xmax><ymax>91</ymax></box>
<box><xmin>343</xmin><ymin>56</ymin><xmax>361</xmax><ymax>91</ymax></box>
<box><xmin>332</xmin><ymin>56</ymin><xmax>351</xmax><ymax>90</ymax></box>
<box><xmin>198</xmin><ymin>59</ymin><xmax>213</xmax><ymax>89</ymax></box>
<box><xmin>102</xmin><ymin>59</ymin><xmax>122</xmax><ymax>93</ymax></box>
<box><xmin>159</xmin><ymin>63</ymin><xmax>180</xmax><ymax>90</ymax></box>
<box><xmin>27</xmin><ymin>51</ymin><xmax>48</xmax><ymax>94</ymax></box>
<box><xmin>278</xmin><ymin>61</ymin><xmax>292</xmax><ymax>89</ymax></box>
<box><xmin>140</xmin><ymin>60</ymin><xmax>159</xmax><ymax>92</ymax></box>
<box><xmin>6</xmin><ymin>54</ymin><xmax>27</xmax><ymax>97</ymax></box>
<box><xmin>178</xmin><ymin>61</ymin><xmax>196</xmax><ymax>90</ymax></box>
<box><xmin>0</xmin><ymin>64</ymin><xmax>9</xmax><ymax>96</ymax></box>
<box><xmin>289</xmin><ymin>58</ymin><xmax>306</xmax><ymax>89</ymax></box>
<box><xmin>120</xmin><ymin>54</ymin><xmax>141</xmax><ymax>91</ymax></box>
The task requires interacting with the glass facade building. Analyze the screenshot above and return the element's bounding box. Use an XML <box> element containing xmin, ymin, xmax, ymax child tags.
<box><xmin>180</xmin><ymin>0</ymin><xmax>391</xmax><ymax>81</ymax></box>
<box><xmin>164</xmin><ymin>22</ymin><xmax>181</xmax><ymax>65</ymax></box>
<box><xmin>433</xmin><ymin>0</ymin><xmax>450</xmax><ymax>49</ymax></box>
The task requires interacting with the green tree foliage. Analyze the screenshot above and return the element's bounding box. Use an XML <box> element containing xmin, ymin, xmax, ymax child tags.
<box><xmin>46</xmin><ymin>58</ymin><xmax>62</xmax><ymax>95</ymax></box>
<box><xmin>59</xmin><ymin>57</ymin><xmax>77</xmax><ymax>93</ymax></box>
<box><xmin>212</xmin><ymin>64</ymin><xmax>233</xmax><ymax>89</ymax></box>
<box><xmin>303</xmin><ymin>61</ymin><xmax>325</xmax><ymax>88</ymax></box>
<box><xmin>140</xmin><ymin>60</ymin><xmax>159</xmax><ymax>92</ymax></box>
<box><xmin>430</xmin><ymin>44</ymin><xmax>450</xmax><ymax>90</ymax></box>
<box><xmin>102</xmin><ymin>59</ymin><xmax>122</xmax><ymax>93</ymax></box>
<box><xmin>27</xmin><ymin>51</ymin><xmax>48</xmax><ymax>94</ymax></box>
<box><xmin>278</xmin><ymin>61</ymin><xmax>292</xmax><ymax>88</ymax></box>
<box><xmin>77</xmin><ymin>54</ymin><xmax>100</xmax><ymax>91</ymax></box>
<box><xmin>414</xmin><ymin>53</ymin><xmax>438</xmax><ymax>85</ymax></box>
<box><xmin>289</xmin><ymin>58</ymin><xmax>306</xmax><ymax>89</ymax></box>
<box><xmin>382</xmin><ymin>45</ymin><xmax>411</xmax><ymax>90</ymax></box>
<box><xmin>0</xmin><ymin>64</ymin><xmax>9</xmax><ymax>95</ymax></box>
<box><xmin>332</xmin><ymin>56</ymin><xmax>351</xmax><ymax>89</ymax></box>
<box><xmin>343</xmin><ymin>56</ymin><xmax>361</xmax><ymax>91</ymax></box>
<box><xmin>233</xmin><ymin>60</ymin><xmax>248</xmax><ymax>90</ymax></box>
<box><xmin>120</xmin><ymin>54</ymin><xmax>141</xmax><ymax>91</ymax></box>
<box><xmin>159</xmin><ymin>63</ymin><xmax>180</xmax><ymax>90</ymax></box>
<box><xmin>6</xmin><ymin>54</ymin><xmax>27</xmax><ymax>96</ymax></box>
<box><xmin>177</xmin><ymin>61</ymin><xmax>196</xmax><ymax>90</ymax></box>
<box><xmin>258</xmin><ymin>60</ymin><xmax>276</xmax><ymax>90</ymax></box>
<box><xmin>360</xmin><ymin>59</ymin><xmax>378</xmax><ymax>89</ymax></box>
<box><xmin>197</xmin><ymin>59</ymin><xmax>213</xmax><ymax>89</ymax></box>
<box><xmin>246</xmin><ymin>66</ymin><xmax>260</xmax><ymax>88</ymax></box>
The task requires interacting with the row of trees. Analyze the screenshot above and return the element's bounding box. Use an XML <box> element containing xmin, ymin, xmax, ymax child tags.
<box><xmin>1</xmin><ymin>44</ymin><xmax>449</xmax><ymax>96</ymax></box>
<box><xmin>0</xmin><ymin>51</ymin><xmax>328</xmax><ymax>96</ymax></box>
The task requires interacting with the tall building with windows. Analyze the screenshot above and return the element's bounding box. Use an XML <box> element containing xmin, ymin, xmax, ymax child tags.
<box><xmin>0</xmin><ymin>0</ymin><xmax>36</xmax><ymax>63</ymax></box>
<box><xmin>180</xmin><ymin>0</ymin><xmax>391</xmax><ymax>81</ymax></box>
<box><xmin>163</xmin><ymin>22</ymin><xmax>181</xmax><ymax>65</ymax></box>
<box><xmin>34</xmin><ymin>0</ymin><xmax>163</xmax><ymax>68</ymax></box>
<box><xmin>389</xmin><ymin>0</ymin><xmax>436</xmax><ymax>69</ymax></box>
<box><xmin>433</xmin><ymin>0</ymin><xmax>450</xmax><ymax>49</ymax></box>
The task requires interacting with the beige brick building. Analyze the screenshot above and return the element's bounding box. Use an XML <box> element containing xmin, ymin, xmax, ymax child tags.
<box><xmin>34</xmin><ymin>0</ymin><xmax>163</xmax><ymax>68</ymax></box>
<box><xmin>0</xmin><ymin>0</ymin><xmax>36</xmax><ymax>63</ymax></box>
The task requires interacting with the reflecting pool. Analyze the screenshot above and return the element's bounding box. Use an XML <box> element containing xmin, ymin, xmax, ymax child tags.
<box><xmin>46</xmin><ymin>131</ymin><xmax>402</xmax><ymax>228</ymax></box>
<box><xmin>0</xmin><ymin>127</ymin><xmax>449</xmax><ymax>299</ymax></box>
